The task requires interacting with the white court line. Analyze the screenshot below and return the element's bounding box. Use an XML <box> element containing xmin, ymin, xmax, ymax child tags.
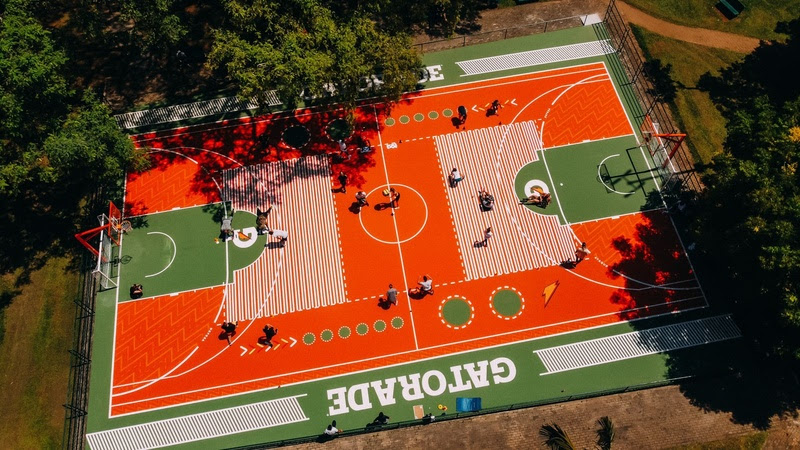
<box><xmin>132</xmin><ymin>63</ymin><xmax>609</xmax><ymax>142</ymax></box>
<box><xmin>597</xmin><ymin>154</ymin><xmax>636</xmax><ymax>195</ymax></box>
<box><xmin>374</xmin><ymin>104</ymin><xmax>419</xmax><ymax>350</ymax></box>
<box><xmin>143</xmin><ymin>232</ymin><xmax>177</xmax><ymax>278</ymax></box>
<box><xmin>112</xmin><ymin>347</ymin><xmax>199</xmax><ymax>397</ymax></box>
<box><xmin>111</xmin><ymin>301</ymin><xmax>709</xmax><ymax>414</ymax></box>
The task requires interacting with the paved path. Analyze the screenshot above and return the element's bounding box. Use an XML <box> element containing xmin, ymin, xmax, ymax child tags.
<box><xmin>616</xmin><ymin>1</ymin><xmax>761</xmax><ymax>53</ymax></box>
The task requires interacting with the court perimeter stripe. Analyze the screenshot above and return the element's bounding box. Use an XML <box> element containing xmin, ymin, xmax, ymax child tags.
<box><xmin>456</xmin><ymin>40</ymin><xmax>616</xmax><ymax>76</ymax></box>
<box><xmin>534</xmin><ymin>315</ymin><xmax>741</xmax><ymax>374</ymax></box>
<box><xmin>87</xmin><ymin>395</ymin><xmax>308</xmax><ymax>450</ymax></box>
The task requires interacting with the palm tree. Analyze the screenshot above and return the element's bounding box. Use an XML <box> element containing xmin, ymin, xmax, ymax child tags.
<box><xmin>539</xmin><ymin>423</ymin><xmax>575</xmax><ymax>450</ymax></box>
<box><xmin>596</xmin><ymin>416</ymin><xmax>615</xmax><ymax>450</ymax></box>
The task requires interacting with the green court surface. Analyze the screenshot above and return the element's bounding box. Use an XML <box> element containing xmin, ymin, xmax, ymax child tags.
<box><xmin>120</xmin><ymin>204</ymin><xmax>263</xmax><ymax>299</ymax></box>
<box><xmin>515</xmin><ymin>136</ymin><xmax>662</xmax><ymax>225</ymax></box>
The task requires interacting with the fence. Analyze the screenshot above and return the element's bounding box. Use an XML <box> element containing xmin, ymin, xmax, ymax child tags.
<box><xmin>228</xmin><ymin>376</ymin><xmax>694</xmax><ymax>449</ymax></box>
<box><xmin>62</xmin><ymin>194</ymin><xmax>100</xmax><ymax>450</ymax></box>
<box><xmin>599</xmin><ymin>0</ymin><xmax>703</xmax><ymax>198</ymax></box>
<box><xmin>415</xmin><ymin>15</ymin><xmax>586</xmax><ymax>53</ymax></box>
<box><xmin>63</xmin><ymin>4</ymin><xmax>702</xmax><ymax>448</ymax></box>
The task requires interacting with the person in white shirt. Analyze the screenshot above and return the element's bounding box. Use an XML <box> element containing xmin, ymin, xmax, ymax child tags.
<box><xmin>410</xmin><ymin>275</ymin><xmax>434</xmax><ymax>296</ymax></box>
<box><xmin>269</xmin><ymin>229</ymin><xmax>288</xmax><ymax>244</ymax></box>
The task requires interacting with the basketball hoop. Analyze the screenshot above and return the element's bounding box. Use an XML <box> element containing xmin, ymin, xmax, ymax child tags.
<box><xmin>120</xmin><ymin>220</ymin><xmax>132</xmax><ymax>233</ymax></box>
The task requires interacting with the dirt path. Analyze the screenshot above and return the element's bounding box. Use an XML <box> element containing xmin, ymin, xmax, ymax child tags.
<box><xmin>615</xmin><ymin>1</ymin><xmax>760</xmax><ymax>53</ymax></box>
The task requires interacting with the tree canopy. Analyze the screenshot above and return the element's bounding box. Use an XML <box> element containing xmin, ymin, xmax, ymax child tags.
<box><xmin>0</xmin><ymin>5</ymin><xmax>143</xmax><ymax>271</ymax></box>
<box><xmin>206</xmin><ymin>0</ymin><xmax>422</xmax><ymax>108</ymax></box>
<box><xmin>694</xmin><ymin>19</ymin><xmax>800</xmax><ymax>365</ymax></box>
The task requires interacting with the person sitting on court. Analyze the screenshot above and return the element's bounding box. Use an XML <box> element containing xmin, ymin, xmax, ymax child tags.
<box><xmin>478</xmin><ymin>188</ymin><xmax>494</xmax><ymax>211</ymax></box>
<box><xmin>409</xmin><ymin>275</ymin><xmax>434</xmax><ymax>296</ymax></box>
<box><xmin>521</xmin><ymin>190</ymin><xmax>551</xmax><ymax>208</ymax></box>
<box><xmin>268</xmin><ymin>229</ymin><xmax>288</xmax><ymax>245</ymax></box>
<box><xmin>256</xmin><ymin>205</ymin><xmax>272</xmax><ymax>235</ymax></box>
<box><xmin>448</xmin><ymin>168</ymin><xmax>464</xmax><ymax>188</ymax></box>
<box><xmin>129</xmin><ymin>283</ymin><xmax>143</xmax><ymax>299</ymax></box>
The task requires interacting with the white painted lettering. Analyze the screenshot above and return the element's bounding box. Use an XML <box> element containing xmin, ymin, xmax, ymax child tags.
<box><xmin>370</xmin><ymin>379</ymin><xmax>398</xmax><ymax>406</ymax></box>
<box><xmin>398</xmin><ymin>373</ymin><xmax>425</xmax><ymax>401</ymax></box>
<box><xmin>447</xmin><ymin>365</ymin><xmax>474</xmax><ymax>392</ymax></box>
<box><xmin>421</xmin><ymin>370</ymin><xmax>447</xmax><ymax>396</ymax></box>
<box><xmin>347</xmin><ymin>383</ymin><xmax>373</xmax><ymax>411</ymax></box>
<box><xmin>426</xmin><ymin>65</ymin><xmax>444</xmax><ymax>82</ymax></box>
<box><xmin>463</xmin><ymin>361</ymin><xmax>490</xmax><ymax>388</ymax></box>
<box><xmin>490</xmin><ymin>357</ymin><xmax>516</xmax><ymax>384</ymax></box>
<box><xmin>327</xmin><ymin>387</ymin><xmax>349</xmax><ymax>416</ymax></box>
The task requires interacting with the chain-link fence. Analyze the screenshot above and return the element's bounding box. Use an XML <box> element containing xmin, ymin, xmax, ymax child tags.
<box><xmin>600</xmin><ymin>0</ymin><xmax>703</xmax><ymax>199</ymax></box>
<box><xmin>415</xmin><ymin>15</ymin><xmax>586</xmax><ymax>53</ymax></box>
<box><xmin>62</xmin><ymin>193</ymin><xmax>99</xmax><ymax>450</ymax></box>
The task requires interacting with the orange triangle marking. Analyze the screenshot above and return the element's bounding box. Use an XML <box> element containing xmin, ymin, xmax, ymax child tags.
<box><xmin>543</xmin><ymin>280</ymin><xmax>560</xmax><ymax>307</ymax></box>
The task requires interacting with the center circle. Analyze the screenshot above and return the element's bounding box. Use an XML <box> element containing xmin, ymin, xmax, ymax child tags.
<box><xmin>358</xmin><ymin>183</ymin><xmax>429</xmax><ymax>244</ymax></box>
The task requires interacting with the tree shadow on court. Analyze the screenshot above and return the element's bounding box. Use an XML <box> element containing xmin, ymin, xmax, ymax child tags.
<box><xmin>149</xmin><ymin>104</ymin><xmax>385</xmax><ymax>214</ymax></box>
<box><xmin>604</xmin><ymin>196</ymin><xmax>800</xmax><ymax>429</ymax></box>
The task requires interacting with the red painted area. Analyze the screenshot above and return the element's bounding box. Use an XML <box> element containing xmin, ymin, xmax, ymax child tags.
<box><xmin>111</xmin><ymin>65</ymin><xmax>702</xmax><ymax>415</ymax></box>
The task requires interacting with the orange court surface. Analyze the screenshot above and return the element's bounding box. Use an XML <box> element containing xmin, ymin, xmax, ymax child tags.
<box><xmin>105</xmin><ymin>61</ymin><xmax>705</xmax><ymax>421</ymax></box>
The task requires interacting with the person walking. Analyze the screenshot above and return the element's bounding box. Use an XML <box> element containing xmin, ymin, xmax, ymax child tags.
<box><xmin>488</xmin><ymin>99</ymin><xmax>502</xmax><ymax>116</ymax></box>
<box><xmin>475</xmin><ymin>226</ymin><xmax>493</xmax><ymax>247</ymax></box>
<box><xmin>378</xmin><ymin>284</ymin><xmax>399</xmax><ymax>307</ymax></box>
<box><xmin>221</xmin><ymin>321</ymin><xmax>238</xmax><ymax>346</ymax></box>
<box><xmin>575</xmin><ymin>242</ymin><xmax>591</xmax><ymax>264</ymax></box>
<box><xmin>390</xmin><ymin>187</ymin><xmax>400</xmax><ymax>208</ymax></box>
<box><xmin>338</xmin><ymin>171</ymin><xmax>348</xmax><ymax>193</ymax></box>
<box><xmin>457</xmin><ymin>105</ymin><xmax>467</xmax><ymax>128</ymax></box>
<box><xmin>263</xmin><ymin>324</ymin><xmax>278</xmax><ymax>347</ymax></box>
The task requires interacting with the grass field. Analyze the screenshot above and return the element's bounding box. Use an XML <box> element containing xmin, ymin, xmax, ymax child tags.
<box><xmin>0</xmin><ymin>259</ymin><xmax>77</xmax><ymax>448</ymax></box>
<box><xmin>631</xmin><ymin>25</ymin><xmax>745</xmax><ymax>164</ymax></box>
<box><xmin>623</xmin><ymin>0</ymin><xmax>800</xmax><ymax>40</ymax></box>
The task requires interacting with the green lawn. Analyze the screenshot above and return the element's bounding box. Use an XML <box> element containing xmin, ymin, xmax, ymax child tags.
<box><xmin>631</xmin><ymin>25</ymin><xmax>745</xmax><ymax>164</ymax></box>
<box><xmin>623</xmin><ymin>0</ymin><xmax>800</xmax><ymax>40</ymax></box>
<box><xmin>0</xmin><ymin>258</ymin><xmax>78</xmax><ymax>449</ymax></box>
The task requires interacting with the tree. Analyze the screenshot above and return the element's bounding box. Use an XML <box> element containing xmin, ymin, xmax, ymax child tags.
<box><xmin>206</xmin><ymin>0</ymin><xmax>422</xmax><ymax>109</ymax></box>
<box><xmin>689</xmin><ymin>97</ymin><xmax>800</xmax><ymax>363</ymax></box>
<box><xmin>691</xmin><ymin>19</ymin><xmax>800</xmax><ymax>366</ymax></box>
<box><xmin>596</xmin><ymin>416</ymin><xmax>615</xmax><ymax>450</ymax></box>
<box><xmin>117</xmin><ymin>0</ymin><xmax>188</xmax><ymax>50</ymax></box>
<box><xmin>539</xmin><ymin>423</ymin><xmax>575</xmax><ymax>450</ymax></box>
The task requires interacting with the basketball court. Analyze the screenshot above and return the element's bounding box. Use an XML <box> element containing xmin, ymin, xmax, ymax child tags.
<box><xmin>81</xmin><ymin>25</ymin><xmax>740</xmax><ymax>449</ymax></box>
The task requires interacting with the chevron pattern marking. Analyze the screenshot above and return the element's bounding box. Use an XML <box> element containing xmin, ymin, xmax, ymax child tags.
<box><xmin>86</xmin><ymin>395</ymin><xmax>308</xmax><ymax>450</ymax></box>
<box><xmin>541</xmin><ymin>77</ymin><xmax>632</xmax><ymax>147</ymax></box>
<box><xmin>113</xmin><ymin>287</ymin><xmax>224</xmax><ymax>386</ymax></box>
<box><xmin>434</xmin><ymin>121</ymin><xmax>576</xmax><ymax>280</ymax></box>
<box><xmin>115</xmin><ymin>93</ymin><xmax>281</xmax><ymax>130</ymax></box>
<box><xmin>534</xmin><ymin>315</ymin><xmax>741</xmax><ymax>374</ymax></box>
<box><xmin>456</xmin><ymin>40</ymin><xmax>616</xmax><ymax>76</ymax></box>
<box><xmin>221</xmin><ymin>154</ymin><xmax>347</xmax><ymax>320</ymax></box>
